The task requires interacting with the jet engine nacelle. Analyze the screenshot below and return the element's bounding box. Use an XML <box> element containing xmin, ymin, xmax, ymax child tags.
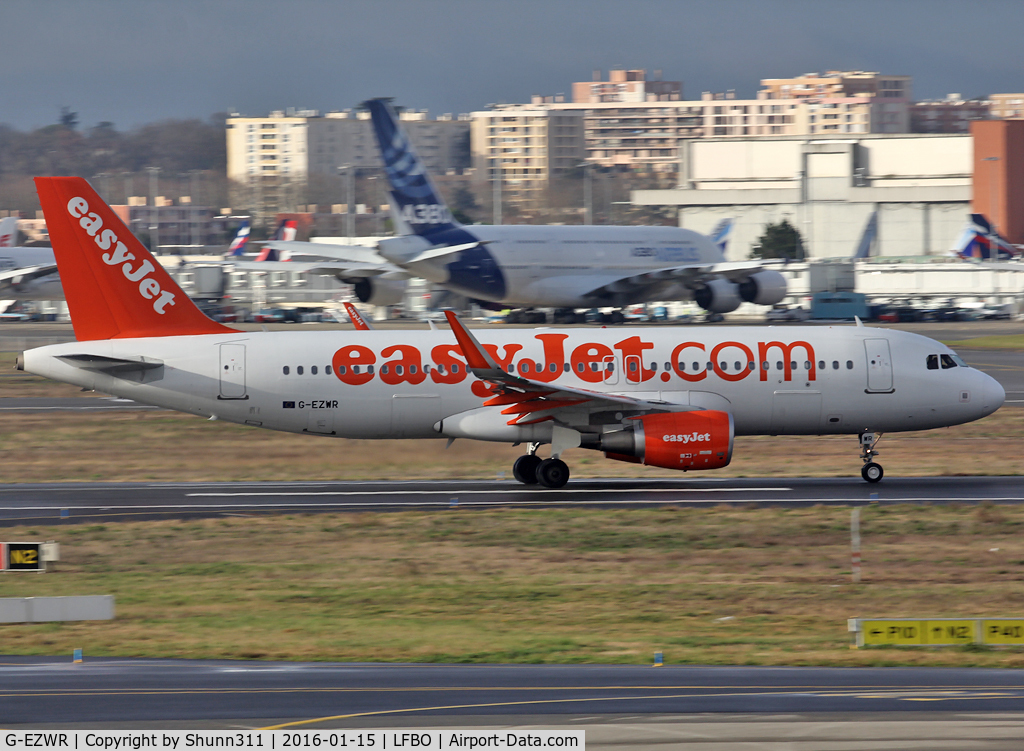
<box><xmin>350</xmin><ymin>277</ymin><xmax>407</xmax><ymax>307</ymax></box>
<box><xmin>600</xmin><ymin>410</ymin><xmax>734</xmax><ymax>471</ymax></box>
<box><xmin>738</xmin><ymin>269</ymin><xmax>787</xmax><ymax>306</ymax></box>
<box><xmin>693</xmin><ymin>278</ymin><xmax>742</xmax><ymax>314</ymax></box>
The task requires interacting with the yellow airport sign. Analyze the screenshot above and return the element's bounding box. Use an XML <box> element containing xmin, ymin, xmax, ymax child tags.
<box><xmin>854</xmin><ymin>618</ymin><xmax>981</xmax><ymax>647</ymax></box>
<box><xmin>924</xmin><ymin>620</ymin><xmax>977</xmax><ymax>645</ymax></box>
<box><xmin>861</xmin><ymin>620</ymin><xmax>924</xmax><ymax>645</ymax></box>
<box><xmin>981</xmin><ymin>620</ymin><xmax>1024</xmax><ymax>645</ymax></box>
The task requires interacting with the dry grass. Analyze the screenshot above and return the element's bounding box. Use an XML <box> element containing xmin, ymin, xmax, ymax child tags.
<box><xmin>3</xmin><ymin>506</ymin><xmax>1024</xmax><ymax>667</ymax></box>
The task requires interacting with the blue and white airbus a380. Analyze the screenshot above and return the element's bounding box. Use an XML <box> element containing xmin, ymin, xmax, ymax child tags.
<box><xmin>268</xmin><ymin>99</ymin><xmax>786</xmax><ymax>318</ymax></box>
<box><xmin>22</xmin><ymin>177</ymin><xmax>1004</xmax><ymax>487</ymax></box>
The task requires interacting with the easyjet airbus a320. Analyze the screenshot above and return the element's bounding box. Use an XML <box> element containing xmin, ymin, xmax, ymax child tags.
<box><xmin>21</xmin><ymin>178</ymin><xmax>1004</xmax><ymax>487</ymax></box>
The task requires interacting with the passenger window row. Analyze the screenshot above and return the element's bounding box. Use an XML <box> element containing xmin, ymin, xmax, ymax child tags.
<box><xmin>283</xmin><ymin>358</ymin><xmax>857</xmax><ymax>377</ymax></box>
<box><xmin>282</xmin><ymin>365</ymin><xmax>331</xmax><ymax>376</ymax></box>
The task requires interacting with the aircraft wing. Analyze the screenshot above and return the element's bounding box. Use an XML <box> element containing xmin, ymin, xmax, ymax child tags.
<box><xmin>0</xmin><ymin>264</ymin><xmax>60</xmax><ymax>290</ymax></box>
<box><xmin>445</xmin><ymin>312</ymin><xmax>699</xmax><ymax>426</ymax></box>
<box><xmin>579</xmin><ymin>260</ymin><xmax>779</xmax><ymax>301</ymax></box>
<box><xmin>203</xmin><ymin>259</ymin><xmax>412</xmax><ymax>280</ymax></box>
<box><xmin>267</xmin><ymin>240</ymin><xmax>385</xmax><ymax>264</ymax></box>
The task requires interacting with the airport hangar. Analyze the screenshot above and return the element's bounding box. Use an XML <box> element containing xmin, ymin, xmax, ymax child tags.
<box><xmin>631</xmin><ymin>120</ymin><xmax>1024</xmax><ymax>260</ymax></box>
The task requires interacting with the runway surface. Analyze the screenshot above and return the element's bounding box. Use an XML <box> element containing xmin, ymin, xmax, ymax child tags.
<box><xmin>4</xmin><ymin>657</ymin><xmax>1024</xmax><ymax>729</ymax></box>
<box><xmin>0</xmin><ymin>396</ymin><xmax>159</xmax><ymax>413</ymax></box>
<box><xmin>0</xmin><ymin>476</ymin><xmax>1022</xmax><ymax>525</ymax></box>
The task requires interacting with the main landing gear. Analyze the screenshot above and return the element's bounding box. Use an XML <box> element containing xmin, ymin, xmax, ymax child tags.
<box><xmin>859</xmin><ymin>432</ymin><xmax>884</xmax><ymax>483</ymax></box>
<box><xmin>512</xmin><ymin>442</ymin><xmax>570</xmax><ymax>489</ymax></box>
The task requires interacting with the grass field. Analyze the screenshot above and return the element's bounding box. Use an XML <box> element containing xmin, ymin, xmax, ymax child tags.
<box><xmin>3</xmin><ymin>506</ymin><xmax>1024</xmax><ymax>667</ymax></box>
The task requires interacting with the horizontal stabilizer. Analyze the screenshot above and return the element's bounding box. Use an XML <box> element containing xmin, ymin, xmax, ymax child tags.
<box><xmin>405</xmin><ymin>241</ymin><xmax>486</xmax><ymax>266</ymax></box>
<box><xmin>57</xmin><ymin>354</ymin><xmax>164</xmax><ymax>372</ymax></box>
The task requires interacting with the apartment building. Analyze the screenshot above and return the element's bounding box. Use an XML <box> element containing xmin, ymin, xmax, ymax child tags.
<box><xmin>760</xmin><ymin>71</ymin><xmax>912</xmax><ymax>133</ymax></box>
<box><xmin>571</xmin><ymin>68</ymin><xmax>682</xmax><ymax>103</ymax></box>
<box><xmin>911</xmin><ymin>94</ymin><xmax>990</xmax><ymax>133</ymax></box>
<box><xmin>485</xmin><ymin>70</ymin><xmax>914</xmax><ymax>179</ymax></box>
<box><xmin>470</xmin><ymin>105</ymin><xmax>585</xmax><ymax>206</ymax></box>
<box><xmin>990</xmin><ymin>93</ymin><xmax>1024</xmax><ymax>119</ymax></box>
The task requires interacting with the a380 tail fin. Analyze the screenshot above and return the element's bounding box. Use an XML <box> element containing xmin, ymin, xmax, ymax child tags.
<box><xmin>364</xmin><ymin>98</ymin><xmax>459</xmax><ymax>239</ymax></box>
<box><xmin>35</xmin><ymin>177</ymin><xmax>234</xmax><ymax>341</ymax></box>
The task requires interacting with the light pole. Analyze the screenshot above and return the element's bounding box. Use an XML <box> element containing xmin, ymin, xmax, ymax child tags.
<box><xmin>579</xmin><ymin>162</ymin><xmax>593</xmax><ymax>225</ymax></box>
<box><xmin>492</xmin><ymin>156</ymin><xmax>502</xmax><ymax>225</ymax></box>
<box><xmin>145</xmin><ymin>166</ymin><xmax>160</xmax><ymax>253</ymax></box>
<box><xmin>368</xmin><ymin>175</ymin><xmax>383</xmax><ymax>235</ymax></box>
<box><xmin>339</xmin><ymin>164</ymin><xmax>355</xmax><ymax>239</ymax></box>
<box><xmin>983</xmin><ymin>156</ymin><xmax>1000</xmax><ymax>255</ymax></box>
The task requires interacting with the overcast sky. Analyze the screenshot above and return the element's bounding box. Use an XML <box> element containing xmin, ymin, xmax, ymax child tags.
<box><xmin>3</xmin><ymin>0</ymin><xmax>1022</xmax><ymax>131</ymax></box>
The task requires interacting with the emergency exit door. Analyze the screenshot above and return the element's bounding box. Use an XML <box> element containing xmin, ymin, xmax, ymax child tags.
<box><xmin>219</xmin><ymin>344</ymin><xmax>248</xmax><ymax>399</ymax></box>
<box><xmin>864</xmin><ymin>339</ymin><xmax>894</xmax><ymax>393</ymax></box>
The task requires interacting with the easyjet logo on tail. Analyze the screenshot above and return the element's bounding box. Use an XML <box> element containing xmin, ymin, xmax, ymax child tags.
<box><xmin>67</xmin><ymin>197</ymin><xmax>176</xmax><ymax>315</ymax></box>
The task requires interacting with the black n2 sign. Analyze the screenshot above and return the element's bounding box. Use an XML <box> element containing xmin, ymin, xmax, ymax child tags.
<box><xmin>4</xmin><ymin>543</ymin><xmax>42</xmax><ymax>571</ymax></box>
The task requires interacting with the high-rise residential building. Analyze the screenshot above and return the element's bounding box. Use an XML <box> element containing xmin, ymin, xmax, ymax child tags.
<box><xmin>470</xmin><ymin>105</ymin><xmax>585</xmax><ymax>207</ymax></box>
<box><xmin>227</xmin><ymin>109</ymin><xmax>470</xmax><ymax>222</ymax></box>
<box><xmin>910</xmin><ymin>94</ymin><xmax>990</xmax><ymax>133</ymax></box>
<box><xmin>482</xmin><ymin>71</ymin><xmax>915</xmax><ymax>180</ymax></box>
<box><xmin>989</xmin><ymin>93</ymin><xmax>1024</xmax><ymax>119</ymax></box>
<box><xmin>759</xmin><ymin>71</ymin><xmax>912</xmax><ymax>133</ymax></box>
<box><xmin>571</xmin><ymin>69</ymin><xmax>682</xmax><ymax>103</ymax></box>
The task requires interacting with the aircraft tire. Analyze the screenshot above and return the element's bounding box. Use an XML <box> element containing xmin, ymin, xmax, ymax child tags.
<box><xmin>861</xmin><ymin>462</ymin><xmax>884</xmax><ymax>483</ymax></box>
<box><xmin>536</xmin><ymin>458</ymin><xmax>570</xmax><ymax>489</ymax></box>
<box><xmin>512</xmin><ymin>454</ymin><xmax>541</xmax><ymax>485</ymax></box>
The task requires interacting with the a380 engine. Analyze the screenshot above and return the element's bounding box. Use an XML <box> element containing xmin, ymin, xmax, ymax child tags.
<box><xmin>348</xmin><ymin>276</ymin><xmax>407</xmax><ymax>306</ymax></box>
<box><xmin>694</xmin><ymin>270</ymin><xmax>788</xmax><ymax>313</ymax></box>
<box><xmin>737</xmin><ymin>269</ymin><xmax>787</xmax><ymax>306</ymax></box>
<box><xmin>597</xmin><ymin>410</ymin><xmax>734</xmax><ymax>471</ymax></box>
<box><xmin>693</xmin><ymin>278</ymin><xmax>741</xmax><ymax>314</ymax></box>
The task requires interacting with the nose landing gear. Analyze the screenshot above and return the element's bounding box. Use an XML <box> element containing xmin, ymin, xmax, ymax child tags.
<box><xmin>511</xmin><ymin>442</ymin><xmax>571</xmax><ymax>489</ymax></box>
<box><xmin>859</xmin><ymin>432</ymin><xmax>884</xmax><ymax>483</ymax></box>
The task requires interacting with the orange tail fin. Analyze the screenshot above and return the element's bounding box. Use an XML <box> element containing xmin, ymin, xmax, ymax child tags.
<box><xmin>35</xmin><ymin>177</ymin><xmax>234</xmax><ymax>341</ymax></box>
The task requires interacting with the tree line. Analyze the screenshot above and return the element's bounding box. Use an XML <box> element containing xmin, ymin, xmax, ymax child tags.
<box><xmin>0</xmin><ymin>110</ymin><xmax>229</xmax><ymax>214</ymax></box>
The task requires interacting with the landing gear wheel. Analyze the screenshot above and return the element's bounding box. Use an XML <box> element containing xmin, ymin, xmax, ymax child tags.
<box><xmin>512</xmin><ymin>454</ymin><xmax>541</xmax><ymax>485</ymax></box>
<box><xmin>861</xmin><ymin>462</ymin><xmax>883</xmax><ymax>483</ymax></box>
<box><xmin>536</xmin><ymin>458</ymin><xmax>570</xmax><ymax>489</ymax></box>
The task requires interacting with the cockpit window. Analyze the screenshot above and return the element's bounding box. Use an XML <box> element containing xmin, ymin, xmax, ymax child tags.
<box><xmin>926</xmin><ymin>354</ymin><xmax>939</xmax><ymax>370</ymax></box>
<box><xmin>950</xmin><ymin>354</ymin><xmax>968</xmax><ymax>367</ymax></box>
<box><xmin>940</xmin><ymin>354</ymin><xmax>958</xmax><ymax>369</ymax></box>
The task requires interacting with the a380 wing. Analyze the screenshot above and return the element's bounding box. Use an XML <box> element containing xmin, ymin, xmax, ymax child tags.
<box><xmin>210</xmin><ymin>259</ymin><xmax>411</xmax><ymax>279</ymax></box>
<box><xmin>580</xmin><ymin>260</ymin><xmax>773</xmax><ymax>301</ymax></box>
<box><xmin>444</xmin><ymin>311</ymin><xmax>694</xmax><ymax>426</ymax></box>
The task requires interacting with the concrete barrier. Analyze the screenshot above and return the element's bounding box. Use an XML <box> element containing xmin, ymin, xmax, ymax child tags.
<box><xmin>0</xmin><ymin>596</ymin><xmax>114</xmax><ymax>623</ymax></box>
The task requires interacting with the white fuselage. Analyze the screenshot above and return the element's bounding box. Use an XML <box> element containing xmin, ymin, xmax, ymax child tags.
<box><xmin>24</xmin><ymin>326</ymin><xmax>1003</xmax><ymax>442</ymax></box>
<box><xmin>380</xmin><ymin>225</ymin><xmax>723</xmax><ymax>307</ymax></box>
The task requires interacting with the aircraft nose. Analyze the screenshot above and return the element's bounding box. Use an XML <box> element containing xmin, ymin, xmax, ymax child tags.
<box><xmin>978</xmin><ymin>372</ymin><xmax>1005</xmax><ymax>414</ymax></box>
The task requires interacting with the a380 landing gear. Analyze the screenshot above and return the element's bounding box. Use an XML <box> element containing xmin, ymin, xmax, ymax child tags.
<box><xmin>859</xmin><ymin>432</ymin><xmax>884</xmax><ymax>483</ymax></box>
<box><xmin>512</xmin><ymin>442</ymin><xmax>571</xmax><ymax>489</ymax></box>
